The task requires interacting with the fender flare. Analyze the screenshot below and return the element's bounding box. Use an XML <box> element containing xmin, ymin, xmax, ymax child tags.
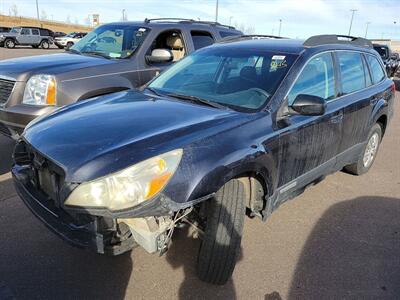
<box><xmin>77</xmin><ymin>86</ymin><xmax>131</xmax><ymax>101</ymax></box>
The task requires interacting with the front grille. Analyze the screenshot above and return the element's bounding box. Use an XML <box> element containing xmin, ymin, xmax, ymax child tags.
<box><xmin>0</xmin><ymin>78</ymin><xmax>16</xmax><ymax>104</ymax></box>
<box><xmin>14</xmin><ymin>141</ymin><xmax>65</xmax><ymax>205</ymax></box>
<box><xmin>0</xmin><ymin>122</ymin><xmax>11</xmax><ymax>137</ymax></box>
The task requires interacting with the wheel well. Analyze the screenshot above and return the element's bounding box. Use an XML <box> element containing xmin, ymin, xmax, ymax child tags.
<box><xmin>377</xmin><ymin>115</ymin><xmax>387</xmax><ymax>136</ymax></box>
<box><xmin>236</xmin><ymin>172</ymin><xmax>268</xmax><ymax>218</ymax></box>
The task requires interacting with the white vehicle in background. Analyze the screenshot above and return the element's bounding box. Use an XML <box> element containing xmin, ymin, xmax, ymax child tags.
<box><xmin>54</xmin><ymin>32</ymin><xmax>87</xmax><ymax>49</ymax></box>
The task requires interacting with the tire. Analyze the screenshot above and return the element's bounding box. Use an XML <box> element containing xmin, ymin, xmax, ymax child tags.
<box><xmin>4</xmin><ymin>39</ymin><xmax>15</xmax><ymax>48</ymax></box>
<box><xmin>66</xmin><ymin>42</ymin><xmax>73</xmax><ymax>49</ymax></box>
<box><xmin>344</xmin><ymin>123</ymin><xmax>382</xmax><ymax>175</ymax></box>
<box><xmin>197</xmin><ymin>178</ymin><xmax>247</xmax><ymax>285</ymax></box>
<box><xmin>40</xmin><ymin>40</ymin><xmax>50</xmax><ymax>49</ymax></box>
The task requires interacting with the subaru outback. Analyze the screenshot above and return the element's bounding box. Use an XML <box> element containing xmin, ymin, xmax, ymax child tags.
<box><xmin>13</xmin><ymin>35</ymin><xmax>395</xmax><ymax>284</ymax></box>
<box><xmin>0</xmin><ymin>18</ymin><xmax>241</xmax><ymax>138</ymax></box>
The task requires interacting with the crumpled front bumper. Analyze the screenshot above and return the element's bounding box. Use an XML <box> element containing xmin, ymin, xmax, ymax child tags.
<box><xmin>12</xmin><ymin>167</ymin><xmax>136</xmax><ymax>255</ymax></box>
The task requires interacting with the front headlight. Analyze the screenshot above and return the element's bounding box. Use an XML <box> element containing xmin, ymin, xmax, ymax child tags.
<box><xmin>65</xmin><ymin>149</ymin><xmax>183</xmax><ymax>211</ymax></box>
<box><xmin>23</xmin><ymin>75</ymin><xmax>56</xmax><ymax>105</ymax></box>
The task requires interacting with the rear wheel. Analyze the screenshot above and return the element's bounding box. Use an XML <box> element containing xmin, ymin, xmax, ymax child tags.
<box><xmin>40</xmin><ymin>40</ymin><xmax>50</xmax><ymax>49</ymax></box>
<box><xmin>344</xmin><ymin>123</ymin><xmax>382</xmax><ymax>175</ymax></box>
<box><xmin>4</xmin><ymin>39</ymin><xmax>15</xmax><ymax>48</ymax></box>
<box><xmin>197</xmin><ymin>178</ymin><xmax>247</xmax><ymax>285</ymax></box>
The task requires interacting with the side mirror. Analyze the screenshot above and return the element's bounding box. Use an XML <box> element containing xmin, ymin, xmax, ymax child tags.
<box><xmin>146</xmin><ymin>49</ymin><xmax>173</xmax><ymax>64</ymax></box>
<box><xmin>290</xmin><ymin>94</ymin><xmax>326</xmax><ymax>116</ymax></box>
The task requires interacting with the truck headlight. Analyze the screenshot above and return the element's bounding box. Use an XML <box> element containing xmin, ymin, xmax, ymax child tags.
<box><xmin>65</xmin><ymin>149</ymin><xmax>183</xmax><ymax>211</ymax></box>
<box><xmin>23</xmin><ymin>75</ymin><xmax>56</xmax><ymax>105</ymax></box>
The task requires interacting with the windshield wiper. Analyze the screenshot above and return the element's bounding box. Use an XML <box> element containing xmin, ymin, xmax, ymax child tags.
<box><xmin>81</xmin><ymin>51</ymin><xmax>111</xmax><ymax>59</ymax></box>
<box><xmin>166</xmin><ymin>93</ymin><xmax>228</xmax><ymax>110</ymax></box>
<box><xmin>65</xmin><ymin>48</ymin><xmax>81</xmax><ymax>54</ymax></box>
<box><xmin>145</xmin><ymin>87</ymin><xmax>163</xmax><ymax>97</ymax></box>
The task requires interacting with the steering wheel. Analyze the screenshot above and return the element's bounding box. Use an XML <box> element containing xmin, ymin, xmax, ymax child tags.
<box><xmin>248</xmin><ymin>87</ymin><xmax>270</xmax><ymax>98</ymax></box>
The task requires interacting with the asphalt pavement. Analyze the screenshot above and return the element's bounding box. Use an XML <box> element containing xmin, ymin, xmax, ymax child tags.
<box><xmin>0</xmin><ymin>48</ymin><xmax>399</xmax><ymax>300</ymax></box>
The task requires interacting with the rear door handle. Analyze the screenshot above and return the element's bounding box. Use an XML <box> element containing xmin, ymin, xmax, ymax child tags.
<box><xmin>330</xmin><ymin>112</ymin><xmax>343</xmax><ymax>124</ymax></box>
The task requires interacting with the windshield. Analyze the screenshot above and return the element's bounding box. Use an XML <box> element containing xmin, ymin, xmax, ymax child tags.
<box><xmin>10</xmin><ymin>27</ymin><xmax>21</xmax><ymax>33</ymax></box>
<box><xmin>71</xmin><ymin>24</ymin><xmax>149</xmax><ymax>59</ymax></box>
<box><xmin>65</xmin><ymin>32</ymin><xmax>76</xmax><ymax>38</ymax></box>
<box><xmin>374</xmin><ymin>46</ymin><xmax>389</xmax><ymax>59</ymax></box>
<box><xmin>149</xmin><ymin>47</ymin><xmax>297</xmax><ymax>110</ymax></box>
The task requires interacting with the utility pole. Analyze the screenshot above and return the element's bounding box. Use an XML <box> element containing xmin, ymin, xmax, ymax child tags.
<box><xmin>215</xmin><ymin>0</ymin><xmax>219</xmax><ymax>22</ymax></box>
<box><xmin>35</xmin><ymin>0</ymin><xmax>40</xmax><ymax>21</ymax></box>
<box><xmin>364</xmin><ymin>22</ymin><xmax>371</xmax><ymax>38</ymax></box>
<box><xmin>122</xmin><ymin>9</ymin><xmax>126</xmax><ymax>21</ymax></box>
<box><xmin>348</xmin><ymin>9</ymin><xmax>357</xmax><ymax>36</ymax></box>
<box><xmin>229</xmin><ymin>16</ymin><xmax>233</xmax><ymax>26</ymax></box>
<box><xmin>278</xmin><ymin>19</ymin><xmax>282</xmax><ymax>37</ymax></box>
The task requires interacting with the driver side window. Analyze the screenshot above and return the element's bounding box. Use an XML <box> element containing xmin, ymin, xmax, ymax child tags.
<box><xmin>288</xmin><ymin>52</ymin><xmax>336</xmax><ymax>105</ymax></box>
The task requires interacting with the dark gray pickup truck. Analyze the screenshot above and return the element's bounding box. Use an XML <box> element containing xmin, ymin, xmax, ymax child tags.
<box><xmin>0</xmin><ymin>18</ymin><xmax>241</xmax><ymax>138</ymax></box>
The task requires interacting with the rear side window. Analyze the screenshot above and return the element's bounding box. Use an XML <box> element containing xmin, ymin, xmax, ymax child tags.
<box><xmin>337</xmin><ymin>52</ymin><xmax>366</xmax><ymax>94</ymax></box>
<box><xmin>366</xmin><ymin>55</ymin><xmax>385</xmax><ymax>84</ymax></box>
<box><xmin>191</xmin><ymin>31</ymin><xmax>215</xmax><ymax>50</ymax></box>
<box><xmin>39</xmin><ymin>29</ymin><xmax>49</xmax><ymax>36</ymax></box>
<box><xmin>288</xmin><ymin>52</ymin><xmax>336</xmax><ymax>105</ymax></box>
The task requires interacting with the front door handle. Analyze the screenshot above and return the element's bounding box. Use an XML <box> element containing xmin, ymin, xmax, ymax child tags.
<box><xmin>370</xmin><ymin>97</ymin><xmax>379</xmax><ymax>106</ymax></box>
<box><xmin>330</xmin><ymin>112</ymin><xmax>343</xmax><ymax>124</ymax></box>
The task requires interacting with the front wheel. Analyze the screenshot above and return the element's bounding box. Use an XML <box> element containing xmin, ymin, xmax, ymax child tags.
<box><xmin>66</xmin><ymin>42</ymin><xmax>73</xmax><ymax>49</ymax></box>
<box><xmin>344</xmin><ymin>123</ymin><xmax>382</xmax><ymax>175</ymax></box>
<box><xmin>4</xmin><ymin>39</ymin><xmax>15</xmax><ymax>48</ymax></box>
<box><xmin>197</xmin><ymin>178</ymin><xmax>247</xmax><ymax>285</ymax></box>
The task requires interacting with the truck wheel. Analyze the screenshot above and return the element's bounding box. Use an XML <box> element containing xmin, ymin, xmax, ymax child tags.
<box><xmin>4</xmin><ymin>39</ymin><xmax>15</xmax><ymax>48</ymax></box>
<box><xmin>344</xmin><ymin>123</ymin><xmax>382</xmax><ymax>175</ymax></box>
<box><xmin>66</xmin><ymin>42</ymin><xmax>74</xmax><ymax>49</ymax></box>
<box><xmin>197</xmin><ymin>178</ymin><xmax>246</xmax><ymax>285</ymax></box>
<box><xmin>40</xmin><ymin>40</ymin><xmax>50</xmax><ymax>49</ymax></box>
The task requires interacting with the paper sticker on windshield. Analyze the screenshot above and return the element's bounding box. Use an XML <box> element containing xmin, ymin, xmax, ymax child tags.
<box><xmin>270</xmin><ymin>55</ymin><xmax>287</xmax><ymax>71</ymax></box>
<box><xmin>138</xmin><ymin>28</ymin><xmax>147</xmax><ymax>32</ymax></box>
<box><xmin>109</xmin><ymin>52</ymin><xmax>121</xmax><ymax>58</ymax></box>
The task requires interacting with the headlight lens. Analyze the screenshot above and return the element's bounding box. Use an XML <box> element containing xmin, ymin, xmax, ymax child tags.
<box><xmin>23</xmin><ymin>75</ymin><xmax>56</xmax><ymax>105</ymax></box>
<box><xmin>65</xmin><ymin>149</ymin><xmax>183</xmax><ymax>211</ymax></box>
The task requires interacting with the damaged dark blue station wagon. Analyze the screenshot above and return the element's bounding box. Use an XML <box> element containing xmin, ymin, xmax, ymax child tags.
<box><xmin>13</xmin><ymin>35</ymin><xmax>395</xmax><ymax>285</ymax></box>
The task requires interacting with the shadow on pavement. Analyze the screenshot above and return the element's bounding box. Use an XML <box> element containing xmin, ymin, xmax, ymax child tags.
<box><xmin>288</xmin><ymin>196</ymin><xmax>400</xmax><ymax>299</ymax></box>
<box><xmin>0</xmin><ymin>189</ymin><xmax>133</xmax><ymax>299</ymax></box>
<box><xmin>0</xmin><ymin>135</ymin><xmax>14</xmax><ymax>175</ymax></box>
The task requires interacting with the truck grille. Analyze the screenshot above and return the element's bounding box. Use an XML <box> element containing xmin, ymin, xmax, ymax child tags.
<box><xmin>0</xmin><ymin>78</ymin><xmax>16</xmax><ymax>104</ymax></box>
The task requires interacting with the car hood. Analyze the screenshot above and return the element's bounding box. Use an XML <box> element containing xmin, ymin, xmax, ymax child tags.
<box><xmin>0</xmin><ymin>53</ymin><xmax>116</xmax><ymax>81</ymax></box>
<box><xmin>23</xmin><ymin>90</ymin><xmax>255</xmax><ymax>182</ymax></box>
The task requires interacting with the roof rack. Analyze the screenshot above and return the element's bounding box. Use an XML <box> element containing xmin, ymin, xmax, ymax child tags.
<box><xmin>219</xmin><ymin>34</ymin><xmax>288</xmax><ymax>43</ymax></box>
<box><xmin>303</xmin><ymin>34</ymin><xmax>373</xmax><ymax>48</ymax></box>
<box><xmin>143</xmin><ymin>18</ymin><xmax>236</xmax><ymax>29</ymax></box>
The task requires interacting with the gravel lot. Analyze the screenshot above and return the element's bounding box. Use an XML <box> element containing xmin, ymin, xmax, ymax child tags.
<box><xmin>0</xmin><ymin>48</ymin><xmax>399</xmax><ymax>300</ymax></box>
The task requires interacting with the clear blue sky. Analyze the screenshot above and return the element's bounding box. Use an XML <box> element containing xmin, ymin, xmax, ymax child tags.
<box><xmin>1</xmin><ymin>0</ymin><xmax>399</xmax><ymax>40</ymax></box>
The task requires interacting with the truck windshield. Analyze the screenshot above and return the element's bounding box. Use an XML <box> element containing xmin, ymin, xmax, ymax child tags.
<box><xmin>10</xmin><ymin>27</ymin><xmax>21</xmax><ymax>33</ymax></box>
<box><xmin>149</xmin><ymin>47</ymin><xmax>297</xmax><ymax>111</ymax></box>
<box><xmin>71</xmin><ymin>24</ymin><xmax>150</xmax><ymax>59</ymax></box>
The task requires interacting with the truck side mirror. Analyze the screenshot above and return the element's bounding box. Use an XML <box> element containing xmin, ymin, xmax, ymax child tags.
<box><xmin>146</xmin><ymin>49</ymin><xmax>173</xmax><ymax>64</ymax></box>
